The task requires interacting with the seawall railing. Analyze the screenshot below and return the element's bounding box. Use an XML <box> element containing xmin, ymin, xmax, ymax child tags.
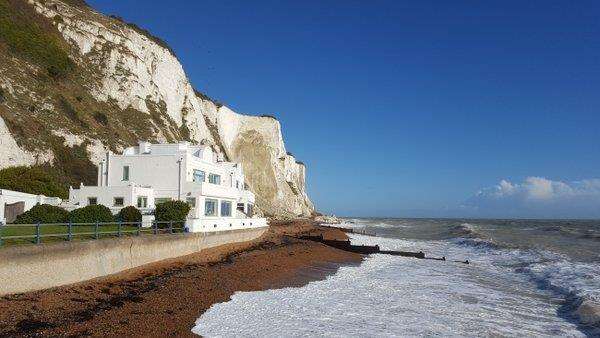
<box><xmin>0</xmin><ymin>220</ymin><xmax>186</xmax><ymax>247</ymax></box>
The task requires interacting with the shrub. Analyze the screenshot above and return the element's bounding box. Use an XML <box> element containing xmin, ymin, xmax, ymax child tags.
<box><xmin>13</xmin><ymin>204</ymin><xmax>69</xmax><ymax>224</ymax></box>
<box><xmin>154</xmin><ymin>200</ymin><xmax>190</xmax><ymax>227</ymax></box>
<box><xmin>0</xmin><ymin>166</ymin><xmax>67</xmax><ymax>198</ymax></box>
<box><xmin>116</xmin><ymin>206</ymin><xmax>142</xmax><ymax>223</ymax></box>
<box><xmin>69</xmin><ymin>205</ymin><xmax>114</xmax><ymax>224</ymax></box>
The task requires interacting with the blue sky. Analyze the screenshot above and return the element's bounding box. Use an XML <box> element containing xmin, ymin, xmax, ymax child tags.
<box><xmin>87</xmin><ymin>0</ymin><xmax>600</xmax><ymax>218</ymax></box>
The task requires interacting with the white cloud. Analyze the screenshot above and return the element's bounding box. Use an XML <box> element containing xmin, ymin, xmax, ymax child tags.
<box><xmin>465</xmin><ymin>177</ymin><xmax>600</xmax><ymax>218</ymax></box>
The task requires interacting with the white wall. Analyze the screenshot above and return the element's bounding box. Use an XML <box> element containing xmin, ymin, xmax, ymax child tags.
<box><xmin>186</xmin><ymin>217</ymin><xmax>267</xmax><ymax>232</ymax></box>
<box><xmin>107</xmin><ymin>153</ymin><xmax>181</xmax><ymax>192</ymax></box>
<box><xmin>68</xmin><ymin>185</ymin><xmax>155</xmax><ymax>214</ymax></box>
<box><xmin>0</xmin><ymin>190</ymin><xmax>62</xmax><ymax>224</ymax></box>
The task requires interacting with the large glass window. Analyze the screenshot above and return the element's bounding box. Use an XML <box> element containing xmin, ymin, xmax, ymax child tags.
<box><xmin>221</xmin><ymin>201</ymin><xmax>232</xmax><ymax>217</ymax></box>
<box><xmin>88</xmin><ymin>197</ymin><xmax>97</xmax><ymax>205</ymax></box>
<box><xmin>208</xmin><ymin>173</ymin><xmax>221</xmax><ymax>185</ymax></box>
<box><xmin>122</xmin><ymin>166</ymin><xmax>130</xmax><ymax>181</ymax></box>
<box><xmin>186</xmin><ymin>197</ymin><xmax>196</xmax><ymax>207</ymax></box>
<box><xmin>193</xmin><ymin>169</ymin><xmax>205</xmax><ymax>182</ymax></box>
<box><xmin>137</xmin><ymin>196</ymin><xmax>148</xmax><ymax>208</ymax></box>
<box><xmin>205</xmin><ymin>199</ymin><xmax>217</xmax><ymax>216</ymax></box>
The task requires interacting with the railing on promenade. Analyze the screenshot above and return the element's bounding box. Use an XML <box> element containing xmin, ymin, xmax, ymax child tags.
<box><xmin>0</xmin><ymin>220</ymin><xmax>186</xmax><ymax>247</ymax></box>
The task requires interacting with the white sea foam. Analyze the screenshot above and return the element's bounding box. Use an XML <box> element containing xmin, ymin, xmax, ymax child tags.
<box><xmin>193</xmin><ymin>234</ymin><xmax>588</xmax><ymax>337</ymax></box>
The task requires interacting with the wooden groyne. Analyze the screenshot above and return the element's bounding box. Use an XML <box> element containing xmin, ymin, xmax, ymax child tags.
<box><xmin>299</xmin><ymin>234</ymin><xmax>469</xmax><ymax>264</ymax></box>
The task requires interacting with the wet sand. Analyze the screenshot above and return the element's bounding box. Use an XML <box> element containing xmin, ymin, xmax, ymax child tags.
<box><xmin>0</xmin><ymin>220</ymin><xmax>362</xmax><ymax>337</ymax></box>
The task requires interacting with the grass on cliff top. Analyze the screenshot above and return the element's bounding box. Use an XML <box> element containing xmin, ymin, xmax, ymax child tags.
<box><xmin>108</xmin><ymin>14</ymin><xmax>177</xmax><ymax>57</ymax></box>
<box><xmin>0</xmin><ymin>0</ymin><xmax>74</xmax><ymax>78</ymax></box>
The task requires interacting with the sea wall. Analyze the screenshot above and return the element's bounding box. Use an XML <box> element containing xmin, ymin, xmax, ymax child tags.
<box><xmin>0</xmin><ymin>227</ymin><xmax>267</xmax><ymax>296</ymax></box>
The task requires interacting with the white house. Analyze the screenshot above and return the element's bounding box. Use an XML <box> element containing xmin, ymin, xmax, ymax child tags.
<box><xmin>0</xmin><ymin>189</ymin><xmax>62</xmax><ymax>225</ymax></box>
<box><xmin>68</xmin><ymin>142</ymin><xmax>267</xmax><ymax>232</ymax></box>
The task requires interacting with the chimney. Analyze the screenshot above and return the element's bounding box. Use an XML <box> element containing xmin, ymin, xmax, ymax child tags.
<box><xmin>139</xmin><ymin>141</ymin><xmax>151</xmax><ymax>154</ymax></box>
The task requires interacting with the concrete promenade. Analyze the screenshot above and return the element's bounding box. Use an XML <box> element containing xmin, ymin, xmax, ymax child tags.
<box><xmin>0</xmin><ymin>227</ymin><xmax>267</xmax><ymax>296</ymax></box>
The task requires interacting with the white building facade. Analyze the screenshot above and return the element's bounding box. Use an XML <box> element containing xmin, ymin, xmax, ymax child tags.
<box><xmin>0</xmin><ymin>189</ymin><xmax>62</xmax><ymax>225</ymax></box>
<box><xmin>69</xmin><ymin>142</ymin><xmax>266</xmax><ymax>232</ymax></box>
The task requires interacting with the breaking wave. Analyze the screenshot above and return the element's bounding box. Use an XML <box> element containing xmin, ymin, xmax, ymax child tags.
<box><xmin>194</xmin><ymin>233</ymin><xmax>598</xmax><ymax>336</ymax></box>
<box><xmin>195</xmin><ymin>219</ymin><xmax>599</xmax><ymax>336</ymax></box>
<box><xmin>515</xmin><ymin>254</ymin><xmax>600</xmax><ymax>332</ymax></box>
<box><xmin>347</xmin><ymin>219</ymin><xmax>600</xmax><ymax>334</ymax></box>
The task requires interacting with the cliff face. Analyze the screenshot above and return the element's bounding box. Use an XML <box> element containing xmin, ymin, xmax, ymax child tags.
<box><xmin>0</xmin><ymin>0</ymin><xmax>313</xmax><ymax>217</ymax></box>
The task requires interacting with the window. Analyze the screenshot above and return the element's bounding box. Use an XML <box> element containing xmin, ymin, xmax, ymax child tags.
<box><xmin>88</xmin><ymin>197</ymin><xmax>98</xmax><ymax>205</ymax></box>
<box><xmin>205</xmin><ymin>198</ymin><xmax>217</xmax><ymax>216</ymax></box>
<box><xmin>114</xmin><ymin>197</ymin><xmax>124</xmax><ymax>206</ymax></box>
<box><xmin>137</xmin><ymin>196</ymin><xmax>148</xmax><ymax>208</ymax></box>
<box><xmin>221</xmin><ymin>201</ymin><xmax>232</xmax><ymax>217</ymax></box>
<box><xmin>193</xmin><ymin>169</ymin><xmax>205</xmax><ymax>182</ymax></box>
<box><xmin>236</xmin><ymin>180</ymin><xmax>240</xmax><ymax>189</ymax></box>
<box><xmin>208</xmin><ymin>173</ymin><xmax>221</xmax><ymax>185</ymax></box>
<box><xmin>122</xmin><ymin>166</ymin><xmax>130</xmax><ymax>181</ymax></box>
<box><xmin>186</xmin><ymin>197</ymin><xmax>196</xmax><ymax>207</ymax></box>
<box><xmin>155</xmin><ymin>197</ymin><xmax>172</xmax><ymax>205</ymax></box>
<box><xmin>237</xmin><ymin>203</ymin><xmax>245</xmax><ymax>212</ymax></box>
<box><xmin>247</xmin><ymin>204</ymin><xmax>254</xmax><ymax>217</ymax></box>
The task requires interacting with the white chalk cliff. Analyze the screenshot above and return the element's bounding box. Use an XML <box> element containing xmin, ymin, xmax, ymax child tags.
<box><xmin>0</xmin><ymin>0</ymin><xmax>313</xmax><ymax>217</ymax></box>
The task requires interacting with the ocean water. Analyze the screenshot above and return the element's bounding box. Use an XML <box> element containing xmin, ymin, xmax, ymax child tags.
<box><xmin>193</xmin><ymin>219</ymin><xmax>600</xmax><ymax>337</ymax></box>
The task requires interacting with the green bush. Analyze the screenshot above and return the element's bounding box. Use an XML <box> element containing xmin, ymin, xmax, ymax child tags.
<box><xmin>154</xmin><ymin>200</ymin><xmax>190</xmax><ymax>227</ymax></box>
<box><xmin>13</xmin><ymin>204</ymin><xmax>69</xmax><ymax>224</ymax></box>
<box><xmin>69</xmin><ymin>205</ymin><xmax>114</xmax><ymax>224</ymax></box>
<box><xmin>116</xmin><ymin>206</ymin><xmax>142</xmax><ymax>223</ymax></box>
<box><xmin>0</xmin><ymin>166</ymin><xmax>67</xmax><ymax>198</ymax></box>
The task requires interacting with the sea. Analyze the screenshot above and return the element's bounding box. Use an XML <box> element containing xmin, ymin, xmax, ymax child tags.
<box><xmin>193</xmin><ymin>218</ymin><xmax>600</xmax><ymax>337</ymax></box>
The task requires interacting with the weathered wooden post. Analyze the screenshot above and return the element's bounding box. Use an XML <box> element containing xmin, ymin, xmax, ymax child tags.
<box><xmin>118</xmin><ymin>221</ymin><xmax>122</xmax><ymax>237</ymax></box>
<box><xmin>94</xmin><ymin>221</ymin><xmax>99</xmax><ymax>240</ymax></box>
<box><xmin>137</xmin><ymin>221</ymin><xmax>141</xmax><ymax>236</ymax></box>
<box><xmin>153</xmin><ymin>221</ymin><xmax>158</xmax><ymax>235</ymax></box>
<box><xmin>36</xmin><ymin>222</ymin><xmax>41</xmax><ymax>244</ymax></box>
<box><xmin>68</xmin><ymin>221</ymin><xmax>73</xmax><ymax>241</ymax></box>
<box><xmin>169</xmin><ymin>220</ymin><xmax>173</xmax><ymax>234</ymax></box>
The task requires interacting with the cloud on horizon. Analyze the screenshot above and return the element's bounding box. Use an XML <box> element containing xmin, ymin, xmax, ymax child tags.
<box><xmin>463</xmin><ymin>177</ymin><xmax>600</xmax><ymax>218</ymax></box>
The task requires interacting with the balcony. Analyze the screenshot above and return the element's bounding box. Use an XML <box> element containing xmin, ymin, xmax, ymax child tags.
<box><xmin>183</xmin><ymin>181</ymin><xmax>240</xmax><ymax>199</ymax></box>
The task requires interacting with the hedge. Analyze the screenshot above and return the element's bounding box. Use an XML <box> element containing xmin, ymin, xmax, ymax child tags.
<box><xmin>69</xmin><ymin>205</ymin><xmax>114</xmax><ymax>224</ymax></box>
<box><xmin>13</xmin><ymin>204</ymin><xmax>69</xmax><ymax>224</ymax></box>
<box><xmin>116</xmin><ymin>206</ymin><xmax>142</xmax><ymax>223</ymax></box>
<box><xmin>154</xmin><ymin>200</ymin><xmax>190</xmax><ymax>227</ymax></box>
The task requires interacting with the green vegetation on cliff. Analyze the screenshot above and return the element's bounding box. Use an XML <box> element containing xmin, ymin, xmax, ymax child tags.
<box><xmin>0</xmin><ymin>135</ymin><xmax>96</xmax><ymax>199</ymax></box>
<box><xmin>0</xmin><ymin>166</ymin><xmax>67</xmax><ymax>198</ymax></box>
<box><xmin>0</xmin><ymin>0</ymin><xmax>74</xmax><ymax>78</ymax></box>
